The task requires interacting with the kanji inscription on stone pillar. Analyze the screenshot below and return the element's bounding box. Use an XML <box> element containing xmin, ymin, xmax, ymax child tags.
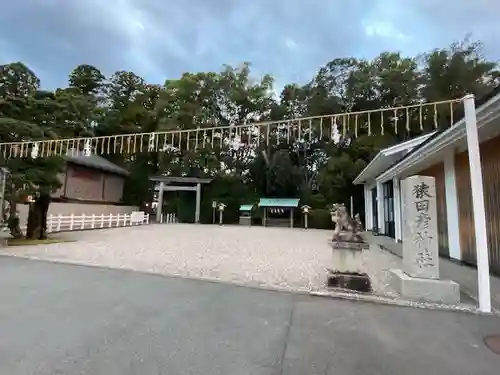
<box><xmin>401</xmin><ymin>175</ymin><xmax>439</xmax><ymax>279</ymax></box>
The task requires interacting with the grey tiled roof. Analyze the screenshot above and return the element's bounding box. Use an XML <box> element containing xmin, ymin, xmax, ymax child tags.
<box><xmin>65</xmin><ymin>151</ymin><xmax>129</xmax><ymax>176</ymax></box>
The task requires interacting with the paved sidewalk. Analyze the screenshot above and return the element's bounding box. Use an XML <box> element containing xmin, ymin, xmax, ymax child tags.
<box><xmin>1</xmin><ymin>256</ymin><xmax>500</xmax><ymax>375</ymax></box>
<box><xmin>364</xmin><ymin>232</ymin><xmax>500</xmax><ymax>311</ymax></box>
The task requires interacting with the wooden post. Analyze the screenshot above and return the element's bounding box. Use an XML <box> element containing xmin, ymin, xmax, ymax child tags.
<box><xmin>81</xmin><ymin>213</ymin><xmax>85</xmax><ymax>230</ymax></box>
<box><xmin>100</xmin><ymin>214</ymin><xmax>104</xmax><ymax>228</ymax></box>
<box><xmin>69</xmin><ymin>213</ymin><xmax>74</xmax><ymax>231</ymax></box>
<box><xmin>212</xmin><ymin>201</ymin><xmax>217</xmax><ymax>224</ymax></box>
<box><xmin>464</xmin><ymin>94</ymin><xmax>491</xmax><ymax>312</ymax></box>
<box><xmin>91</xmin><ymin>214</ymin><xmax>95</xmax><ymax>229</ymax></box>
<box><xmin>195</xmin><ymin>182</ymin><xmax>201</xmax><ymax>223</ymax></box>
<box><xmin>108</xmin><ymin>214</ymin><xmax>112</xmax><ymax>227</ymax></box>
<box><xmin>47</xmin><ymin>215</ymin><xmax>53</xmax><ymax>233</ymax></box>
<box><xmin>157</xmin><ymin>182</ymin><xmax>164</xmax><ymax>223</ymax></box>
<box><xmin>350</xmin><ymin>195</ymin><xmax>354</xmax><ymax>217</ymax></box>
<box><xmin>56</xmin><ymin>214</ymin><xmax>62</xmax><ymax>232</ymax></box>
<box><xmin>0</xmin><ymin>168</ymin><xmax>6</xmax><ymax>224</ymax></box>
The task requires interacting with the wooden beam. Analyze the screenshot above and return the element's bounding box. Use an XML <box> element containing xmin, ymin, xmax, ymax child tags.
<box><xmin>162</xmin><ymin>185</ymin><xmax>197</xmax><ymax>192</ymax></box>
<box><xmin>150</xmin><ymin>176</ymin><xmax>213</xmax><ymax>184</ymax></box>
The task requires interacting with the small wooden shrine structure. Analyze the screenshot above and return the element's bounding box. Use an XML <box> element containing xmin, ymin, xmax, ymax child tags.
<box><xmin>258</xmin><ymin>198</ymin><xmax>300</xmax><ymax>228</ymax></box>
<box><xmin>239</xmin><ymin>204</ymin><xmax>254</xmax><ymax>225</ymax></box>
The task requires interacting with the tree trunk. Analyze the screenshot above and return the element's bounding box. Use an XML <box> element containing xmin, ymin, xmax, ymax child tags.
<box><xmin>7</xmin><ymin>199</ymin><xmax>23</xmax><ymax>239</ymax></box>
<box><xmin>25</xmin><ymin>202</ymin><xmax>38</xmax><ymax>239</ymax></box>
<box><xmin>26</xmin><ymin>193</ymin><xmax>51</xmax><ymax>240</ymax></box>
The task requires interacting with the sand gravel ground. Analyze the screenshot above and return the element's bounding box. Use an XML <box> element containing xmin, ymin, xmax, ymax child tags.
<box><xmin>2</xmin><ymin>224</ymin><xmax>401</xmax><ymax>295</ymax></box>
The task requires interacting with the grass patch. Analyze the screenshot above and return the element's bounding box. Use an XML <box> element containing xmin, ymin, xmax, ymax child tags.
<box><xmin>7</xmin><ymin>238</ymin><xmax>73</xmax><ymax>246</ymax></box>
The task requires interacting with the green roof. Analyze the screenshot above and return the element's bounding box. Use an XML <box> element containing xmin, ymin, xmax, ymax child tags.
<box><xmin>239</xmin><ymin>204</ymin><xmax>254</xmax><ymax>211</ymax></box>
<box><xmin>258</xmin><ymin>198</ymin><xmax>300</xmax><ymax>208</ymax></box>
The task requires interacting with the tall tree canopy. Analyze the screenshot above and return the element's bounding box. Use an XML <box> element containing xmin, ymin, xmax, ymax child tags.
<box><xmin>0</xmin><ymin>38</ymin><xmax>498</xmax><ymax>230</ymax></box>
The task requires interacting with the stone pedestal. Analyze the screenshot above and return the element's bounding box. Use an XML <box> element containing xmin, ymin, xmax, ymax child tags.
<box><xmin>389</xmin><ymin>269</ymin><xmax>460</xmax><ymax>304</ymax></box>
<box><xmin>330</xmin><ymin>240</ymin><xmax>368</xmax><ymax>274</ymax></box>
<box><xmin>392</xmin><ymin>175</ymin><xmax>460</xmax><ymax>304</ymax></box>
<box><xmin>328</xmin><ymin>240</ymin><xmax>370</xmax><ymax>292</ymax></box>
<box><xmin>0</xmin><ymin>230</ymin><xmax>10</xmax><ymax>247</ymax></box>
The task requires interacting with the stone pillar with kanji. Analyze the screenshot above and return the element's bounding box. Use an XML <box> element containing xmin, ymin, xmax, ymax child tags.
<box><xmin>389</xmin><ymin>175</ymin><xmax>459</xmax><ymax>304</ymax></box>
<box><xmin>401</xmin><ymin>175</ymin><xmax>439</xmax><ymax>279</ymax></box>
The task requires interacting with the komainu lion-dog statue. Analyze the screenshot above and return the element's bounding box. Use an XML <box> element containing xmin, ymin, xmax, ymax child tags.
<box><xmin>330</xmin><ymin>203</ymin><xmax>363</xmax><ymax>242</ymax></box>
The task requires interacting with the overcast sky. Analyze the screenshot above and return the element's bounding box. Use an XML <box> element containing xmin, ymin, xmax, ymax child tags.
<box><xmin>0</xmin><ymin>0</ymin><xmax>498</xmax><ymax>90</ymax></box>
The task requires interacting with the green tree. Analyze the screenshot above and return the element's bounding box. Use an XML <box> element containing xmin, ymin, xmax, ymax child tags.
<box><xmin>1</xmin><ymin>37</ymin><xmax>499</xmax><ymax>230</ymax></box>
<box><xmin>421</xmin><ymin>39</ymin><xmax>500</xmax><ymax>102</ymax></box>
<box><xmin>69</xmin><ymin>64</ymin><xmax>106</xmax><ymax>95</ymax></box>
<box><xmin>58</xmin><ymin>64</ymin><xmax>107</xmax><ymax>137</ymax></box>
<box><xmin>0</xmin><ymin>63</ymin><xmax>65</xmax><ymax>238</ymax></box>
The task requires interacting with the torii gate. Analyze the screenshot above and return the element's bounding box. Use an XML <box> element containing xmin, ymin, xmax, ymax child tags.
<box><xmin>150</xmin><ymin>176</ymin><xmax>212</xmax><ymax>224</ymax></box>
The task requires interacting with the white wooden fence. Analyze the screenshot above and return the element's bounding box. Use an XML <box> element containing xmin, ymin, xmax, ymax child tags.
<box><xmin>44</xmin><ymin>212</ymin><xmax>150</xmax><ymax>233</ymax></box>
<box><xmin>160</xmin><ymin>213</ymin><xmax>178</xmax><ymax>224</ymax></box>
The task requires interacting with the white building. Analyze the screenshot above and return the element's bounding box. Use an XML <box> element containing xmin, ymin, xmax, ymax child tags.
<box><xmin>353</xmin><ymin>90</ymin><xmax>500</xmax><ymax>312</ymax></box>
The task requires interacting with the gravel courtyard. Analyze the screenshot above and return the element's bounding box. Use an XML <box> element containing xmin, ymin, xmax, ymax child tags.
<box><xmin>3</xmin><ymin>224</ymin><xmax>405</xmax><ymax>295</ymax></box>
<box><xmin>4</xmin><ymin>224</ymin><xmax>338</xmax><ymax>293</ymax></box>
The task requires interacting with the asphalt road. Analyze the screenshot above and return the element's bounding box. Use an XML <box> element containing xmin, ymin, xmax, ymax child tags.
<box><xmin>1</xmin><ymin>256</ymin><xmax>500</xmax><ymax>375</ymax></box>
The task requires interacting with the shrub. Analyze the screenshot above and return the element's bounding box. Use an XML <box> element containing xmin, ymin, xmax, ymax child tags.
<box><xmin>309</xmin><ymin>209</ymin><xmax>332</xmax><ymax>230</ymax></box>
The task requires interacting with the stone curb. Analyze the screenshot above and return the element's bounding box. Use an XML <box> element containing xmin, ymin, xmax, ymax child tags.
<box><xmin>3</xmin><ymin>253</ymin><xmax>499</xmax><ymax>316</ymax></box>
<box><xmin>370</xmin><ymin>241</ymin><xmax>500</xmax><ymax>313</ymax></box>
<box><xmin>309</xmin><ymin>289</ymin><xmax>500</xmax><ymax>316</ymax></box>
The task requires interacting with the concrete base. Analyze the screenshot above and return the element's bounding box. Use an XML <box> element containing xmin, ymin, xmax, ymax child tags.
<box><xmin>327</xmin><ymin>269</ymin><xmax>371</xmax><ymax>292</ymax></box>
<box><xmin>389</xmin><ymin>269</ymin><xmax>460</xmax><ymax>305</ymax></box>
<box><xmin>239</xmin><ymin>217</ymin><xmax>251</xmax><ymax>226</ymax></box>
<box><xmin>0</xmin><ymin>230</ymin><xmax>10</xmax><ymax>247</ymax></box>
<box><xmin>330</xmin><ymin>240</ymin><xmax>369</xmax><ymax>251</ymax></box>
